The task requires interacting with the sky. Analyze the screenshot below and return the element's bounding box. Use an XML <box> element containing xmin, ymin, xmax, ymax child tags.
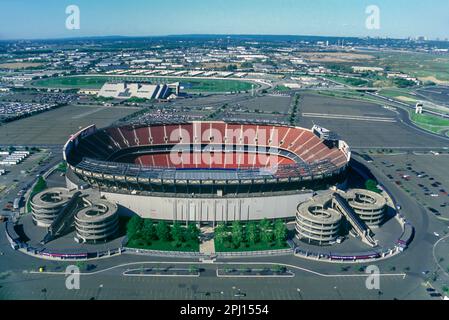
<box><xmin>0</xmin><ymin>0</ymin><xmax>448</xmax><ymax>40</ymax></box>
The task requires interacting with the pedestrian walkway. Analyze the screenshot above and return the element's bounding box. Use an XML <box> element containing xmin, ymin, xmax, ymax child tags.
<box><xmin>199</xmin><ymin>226</ymin><xmax>215</xmax><ymax>256</ymax></box>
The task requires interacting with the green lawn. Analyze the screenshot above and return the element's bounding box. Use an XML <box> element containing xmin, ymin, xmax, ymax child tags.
<box><xmin>26</xmin><ymin>177</ymin><xmax>47</xmax><ymax>213</ymax></box>
<box><xmin>127</xmin><ymin>238</ymin><xmax>199</xmax><ymax>252</ymax></box>
<box><xmin>378</xmin><ymin>88</ymin><xmax>419</xmax><ymax>102</ymax></box>
<box><xmin>274</xmin><ymin>85</ymin><xmax>291</xmax><ymax>92</ymax></box>
<box><xmin>32</xmin><ymin>76</ymin><xmax>107</xmax><ymax>89</ymax></box>
<box><xmin>410</xmin><ymin>111</ymin><xmax>449</xmax><ymax>134</ymax></box>
<box><xmin>30</xmin><ymin>75</ymin><xmax>254</xmax><ymax>93</ymax></box>
<box><xmin>324</xmin><ymin>75</ymin><xmax>371</xmax><ymax>87</ymax></box>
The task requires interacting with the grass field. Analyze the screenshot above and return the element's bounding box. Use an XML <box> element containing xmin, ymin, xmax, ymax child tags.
<box><xmin>273</xmin><ymin>85</ymin><xmax>291</xmax><ymax>92</ymax></box>
<box><xmin>31</xmin><ymin>75</ymin><xmax>254</xmax><ymax>93</ymax></box>
<box><xmin>373</xmin><ymin>52</ymin><xmax>449</xmax><ymax>83</ymax></box>
<box><xmin>26</xmin><ymin>177</ymin><xmax>47</xmax><ymax>213</ymax></box>
<box><xmin>324</xmin><ymin>75</ymin><xmax>371</xmax><ymax>87</ymax></box>
<box><xmin>410</xmin><ymin>111</ymin><xmax>449</xmax><ymax>134</ymax></box>
<box><xmin>379</xmin><ymin>88</ymin><xmax>420</xmax><ymax>103</ymax></box>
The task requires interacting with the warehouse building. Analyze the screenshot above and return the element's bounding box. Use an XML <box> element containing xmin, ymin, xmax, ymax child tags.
<box><xmin>98</xmin><ymin>82</ymin><xmax>179</xmax><ymax>100</ymax></box>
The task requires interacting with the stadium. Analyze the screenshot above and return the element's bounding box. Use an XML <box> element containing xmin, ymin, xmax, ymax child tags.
<box><xmin>63</xmin><ymin>121</ymin><xmax>351</xmax><ymax>223</ymax></box>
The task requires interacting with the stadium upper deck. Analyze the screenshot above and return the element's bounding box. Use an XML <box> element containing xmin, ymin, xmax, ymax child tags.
<box><xmin>64</xmin><ymin>121</ymin><xmax>351</xmax><ymax>192</ymax></box>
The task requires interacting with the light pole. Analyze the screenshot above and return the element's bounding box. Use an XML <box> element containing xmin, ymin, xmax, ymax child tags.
<box><xmin>41</xmin><ymin>288</ymin><xmax>47</xmax><ymax>300</ymax></box>
<box><xmin>297</xmin><ymin>288</ymin><xmax>303</xmax><ymax>300</ymax></box>
<box><xmin>96</xmin><ymin>284</ymin><xmax>103</xmax><ymax>300</ymax></box>
<box><xmin>378</xmin><ymin>290</ymin><xmax>383</xmax><ymax>300</ymax></box>
<box><xmin>334</xmin><ymin>286</ymin><xmax>343</xmax><ymax>300</ymax></box>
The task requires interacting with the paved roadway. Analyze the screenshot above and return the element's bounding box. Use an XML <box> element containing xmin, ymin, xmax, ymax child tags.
<box><xmin>0</xmin><ymin>153</ymin><xmax>442</xmax><ymax>300</ymax></box>
<box><xmin>1</xmin><ymin>92</ymin><xmax>448</xmax><ymax>299</ymax></box>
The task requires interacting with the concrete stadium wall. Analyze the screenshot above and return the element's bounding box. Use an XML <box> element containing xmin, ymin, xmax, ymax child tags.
<box><xmin>100</xmin><ymin>191</ymin><xmax>313</xmax><ymax>222</ymax></box>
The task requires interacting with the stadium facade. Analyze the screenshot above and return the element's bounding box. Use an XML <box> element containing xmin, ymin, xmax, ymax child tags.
<box><xmin>63</xmin><ymin>121</ymin><xmax>351</xmax><ymax>223</ymax></box>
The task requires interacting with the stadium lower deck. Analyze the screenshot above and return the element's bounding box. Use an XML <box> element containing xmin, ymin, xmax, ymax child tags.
<box><xmin>65</xmin><ymin>121</ymin><xmax>350</xmax><ymax>189</ymax></box>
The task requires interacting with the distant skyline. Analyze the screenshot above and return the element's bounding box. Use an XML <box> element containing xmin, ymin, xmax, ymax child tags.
<box><xmin>1</xmin><ymin>0</ymin><xmax>448</xmax><ymax>40</ymax></box>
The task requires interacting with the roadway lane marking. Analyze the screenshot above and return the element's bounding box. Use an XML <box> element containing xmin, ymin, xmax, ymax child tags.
<box><xmin>71</xmin><ymin>108</ymin><xmax>106</xmax><ymax>119</ymax></box>
<box><xmin>28</xmin><ymin>261</ymin><xmax>407</xmax><ymax>279</ymax></box>
<box><xmin>301</xmin><ymin>113</ymin><xmax>397</xmax><ymax>122</ymax></box>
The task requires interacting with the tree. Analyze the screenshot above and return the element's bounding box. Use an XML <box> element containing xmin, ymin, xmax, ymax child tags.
<box><xmin>186</xmin><ymin>223</ymin><xmax>200</xmax><ymax>242</ymax></box>
<box><xmin>214</xmin><ymin>223</ymin><xmax>227</xmax><ymax>244</ymax></box>
<box><xmin>231</xmin><ymin>221</ymin><xmax>244</xmax><ymax>248</ymax></box>
<box><xmin>171</xmin><ymin>222</ymin><xmax>185</xmax><ymax>243</ymax></box>
<box><xmin>247</xmin><ymin>222</ymin><xmax>259</xmax><ymax>245</ymax></box>
<box><xmin>241</xmin><ymin>61</ymin><xmax>253</xmax><ymax>69</ymax></box>
<box><xmin>260</xmin><ymin>219</ymin><xmax>273</xmax><ymax>244</ymax></box>
<box><xmin>226</xmin><ymin>64</ymin><xmax>238</xmax><ymax>71</ymax></box>
<box><xmin>273</xmin><ymin>220</ymin><xmax>287</xmax><ymax>246</ymax></box>
<box><xmin>365</xmin><ymin>179</ymin><xmax>381</xmax><ymax>194</ymax></box>
<box><xmin>141</xmin><ymin>219</ymin><xmax>157</xmax><ymax>241</ymax></box>
<box><xmin>156</xmin><ymin>221</ymin><xmax>171</xmax><ymax>242</ymax></box>
<box><xmin>127</xmin><ymin>215</ymin><xmax>143</xmax><ymax>240</ymax></box>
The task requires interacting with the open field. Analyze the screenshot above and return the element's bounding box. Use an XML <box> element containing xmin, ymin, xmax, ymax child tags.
<box><xmin>324</xmin><ymin>74</ymin><xmax>371</xmax><ymax>87</ymax></box>
<box><xmin>0</xmin><ymin>104</ymin><xmax>137</xmax><ymax>145</ymax></box>
<box><xmin>378</xmin><ymin>88</ymin><xmax>420</xmax><ymax>103</ymax></box>
<box><xmin>373</xmin><ymin>52</ymin><xmax>449</xmax><ymax>83</ymax></box>
<box><xmin>30</xmin><ymin>75</ymin><xmax>255</xmax><ymax>93</ymax></box>
<box><xmin>323</xmin><ymin>50</ymin><xmax>449</xmax><ymax>84</ymax></box>
<box><xmin>299</xmin><ymin>51</ymin><xmax>374</xmax><ymax>63</ymax></box>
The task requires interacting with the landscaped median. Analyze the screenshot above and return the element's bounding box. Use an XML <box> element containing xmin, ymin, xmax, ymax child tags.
<box><xmin>216</xmin><ymin>265</ymin><xmax>295</xmax><ymax>278</ymax></box>
<box><xmin>123</xmin><ymin>265</ymin><xmax>202</xmax><ymax>277</ymax></box>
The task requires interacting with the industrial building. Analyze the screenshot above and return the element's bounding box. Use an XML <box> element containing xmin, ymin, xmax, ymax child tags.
<box><xmin>97</xmin><ymin>82</ymin><xmax>179</xmax><ymax>100</ymax></box>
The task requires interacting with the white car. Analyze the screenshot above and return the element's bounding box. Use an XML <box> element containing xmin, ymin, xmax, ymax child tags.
<box><xmin>434</xmin><ymin>232</ymin><xmax>440</xmax><ymax>237</ymax></box>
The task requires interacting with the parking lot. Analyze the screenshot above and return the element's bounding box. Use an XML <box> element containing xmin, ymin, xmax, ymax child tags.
<box><xmin>370</xmin><ymin>153</ymin><xmax>449</xmax><ymax>220</ymax></box>
<box><xmin>0</xmin><ymin>147</ymin><xmax>60</xmax><ymax>217</ymax></box>
<box><xmin>0</xmin><ymin>104</ymin><xmax>137</xmax><ymax>145</ymax></box>
<box><xmin>297</xmin><ymin>92</ymin><xmax>449</xmax><ymax>148</ymax></box>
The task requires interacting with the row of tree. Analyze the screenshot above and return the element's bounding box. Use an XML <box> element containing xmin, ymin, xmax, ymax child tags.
<box><xmin>127</xmin><ymin>216</ymin><xmax>200</xmax><ymax>245</ymax></box>
<box><xmin>215</xmin><ymin>219</ymin><xmax>288</xmax><ymax>249</ymax></box>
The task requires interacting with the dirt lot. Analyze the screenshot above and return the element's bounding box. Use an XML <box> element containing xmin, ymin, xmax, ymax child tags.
<box><xmin>299</xmin><ymin>51</ymin><xmax>374</xmax><ymax>63</ymax></box>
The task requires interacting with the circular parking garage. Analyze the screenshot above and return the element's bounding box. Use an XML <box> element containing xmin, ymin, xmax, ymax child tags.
<box><xmin>31</xmin><ymin>188</ymin><xmax>73</xmax><ymax>227</ymax></box>
<box><xmin>75</xmin><ymin>198</ymin><xmax>119</xmax><ymax>243</ymax></box>
<box><xmin>345</xmin><ymin>189</ymin><xmax>386</xmax><ymax>227</ymax></box>
<box><xmin>296</xmin><ymin>195</ymin><xmax>342</xmax><ymax>245</ymax></box>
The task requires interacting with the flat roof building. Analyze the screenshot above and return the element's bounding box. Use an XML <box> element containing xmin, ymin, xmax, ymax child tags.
<box><xmin>98</xmin><ymin>82</ymin><xmax>178</xmax><ymax>100</ymax></box>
